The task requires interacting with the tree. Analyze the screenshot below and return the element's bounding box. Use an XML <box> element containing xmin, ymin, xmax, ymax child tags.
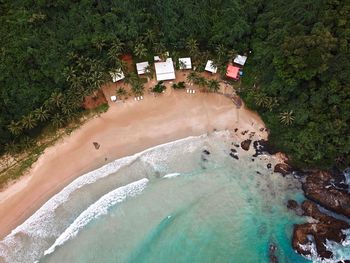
<box><xmin>207</xmin><ymin>79</ymin><xmax>220</xmax><ymax>93</ymax></box>
<box><xmin>144</xmin><ymin>65</ymin><xmax>154</xmax><ymax>81</ymax></box>
<box><xmin>279</xmin><ymin>110</ymin><xmax>295</xmax><ymax>126</ymax></box>
<box><xmin>7</xmin><ymin>120</ymin><xmax>23</xmax><ymax>136</ymax></box>
<box><xmin>144</xmin><ymin>29</ymin><xmax>156</xmax><ymax>46</ymax></box>
<box><xmin>48</xmin><ymin>91</ymin><xmax>64</xmax><ymax>108</ymax></box>
<box><xmin>215</xmin><ymin>44</ymin><xmax>227</xmax><ymax>63</ymax></box>
<box><xmin>134</xmin><ymin>42</ymin><xmax>147</xmax><ymax>59</ymax></box>
<box><xmin>116</xmin><ymin>87</ymin><xmax>127</xmax><ymax>98</ymax></box>
<box><xmin>108</xmin><ymin>39</ymin><xmax>124</xmax><ymax>60</ymax></box>
<box><xmin>131</xmin><ymin>81</ymin><xmax>144</xmax><ymax>96</ymax></box>
<box><xmin>187</xmin><ymin>72</ymin><xmax>199</xmax><ymax>84</ymax></box>
<box><xmin>34</xmin><ymin>107</ymin><xmax>50</xmax><ymax>122</ymax></box>
<box><xmin>51</xmin><ymin>113</ymin><xmax>66</xmax><ymax>128</ymax></box>
<box><xmin>21</xmin><ymin>113</ymin><xmax>37</xmax><ymax>130</ymax></box>
<box><xmin>186</xmin><ymin>38</ymin><xmax>199</xmax><ymax>56</ymax></box>
<box><xmin>152</xmin><ymin>81</ymin><xmax>166</xmax><ymax>93</ymax></box>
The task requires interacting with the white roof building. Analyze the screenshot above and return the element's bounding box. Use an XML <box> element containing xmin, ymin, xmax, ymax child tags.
<box><xmin>136</xmin><ymin>61</ymin><xmax>149</xmax><ymax>75</ymax></box>
<box><xmin>233</xmin><ymin>55</ymin><xmax>247</xmax><ymax>66</ymax></box>
<box><xmin>179</xmin><ymin>57</ymin><xmax>192</xmax><ymax>69</ymax></box>
<box><xmin>110</xmin><ymin>69</ymin><xmax>125</xmax><ymax>82</ymax></box>
<box><xmin>205</xmin><ymin>60</ymin><xmax>217</xmax><ymax>73</ymax></box>
<box><xmin>155</xmin><ymin>58</ymin><xmax>176</xmax><ymax>81</ymax></box>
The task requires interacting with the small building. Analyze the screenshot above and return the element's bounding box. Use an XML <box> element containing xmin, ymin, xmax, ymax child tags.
<box><xmin>155</xmin><ymin>58</ymin><xmax>176</xmax><ymax>81</ymax></box>
<box><xmin>179</xmin><ymin>57</ymin><xmax>192</xmax><ymax>69</ymax></box>
<box><xmin>233</xmin><ymin>55</ymin><xmax>247</xmax><ymax>66</ymax></box>
<box><xmin>110</xmin><ymin>69</ymin><xmax>125</xmax><ymax>82</ymax></box>
<box><xmin>226</xmin><ymin>64</ymin><xmax>240</xmax><ymax>81</ymax></box>
<box><xmin>136</xmin><ymin>61</ymin><xmax>149</xmax><ymax>75</ymax></box>
<box><xmin>205</xmin><ymin>60</ymin><xmax>217</xmax><ymax>74</ymax></box>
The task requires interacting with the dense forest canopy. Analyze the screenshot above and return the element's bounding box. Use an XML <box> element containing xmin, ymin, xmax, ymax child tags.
<box><xmin>0</xmin><ymin>0</ymin><xmax>349</xmax><ymax>169</ymax></box>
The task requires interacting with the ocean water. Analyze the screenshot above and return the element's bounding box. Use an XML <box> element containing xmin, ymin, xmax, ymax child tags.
<box><xmin>0</xmin><ymin>131</ymin><xmax>318</xmax><ymax>263</ymax></box>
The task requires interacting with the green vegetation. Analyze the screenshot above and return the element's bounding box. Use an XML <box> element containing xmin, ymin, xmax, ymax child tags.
<box><xmin>172</xmin><ymin>82</ymin><xmax>186</xmax><ymax>90</ymax></box>
<box><xmin>152</xmin><ymin>81</ymin><xmax>166</xmax><ymax>93</ymax></box>
<box><xmin>0</xmin><ymin>0</ymin><xmax>349</xmax><ymax>172</ymax></box>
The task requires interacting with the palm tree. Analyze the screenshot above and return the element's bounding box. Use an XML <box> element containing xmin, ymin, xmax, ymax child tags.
<box><xmin>279</xmin><ymin>110</ymin><xmax>295</xmax><ymax>126</ymax></box>
<box><xmin>34</xmin><ymin>107</ymin><xmax>50</xmax><ymax>122</ymax></box>
<box><xmin>216</xmin><ymin>44</ymin><xmax>227</xmax><ymax>62</ymax></box>
<box><xmin>88</xmin><ymin>71</ymin><xmax>107</xmax><ymax>93</ymax></box>
<box><xmin>194</xmin><ymin>76</ymin><xmax>208</xmax><ymax>90</ymax></box>
<box><xmin>134</xmin><ymin>42</ymin><xmax>147</xmax><ymax>59</ymax></box>
<box><xmin>131</xmin><ymin>81</ymin><xmax>144</xmax><ymax>96</ymax></box>
<box><xmin>92</xmin><ymin>38</ymin><xmax>106</xmax><ymax>52</ymax></box>
<box><xmin>51</xmin><ymin>113</ymin><xmax>66</xmax><ymax>128</ymax></box>
<box><xmin>207</xmin><ymin>79</ymin><xmax>220</xmax><ymax>93</ymax></box>
<box><xmin>116</xmin><ymin>87</ymin><xmax>127</xmax><ymax>98</ymax></box>
<box><xmin>49</xmin><ymin>91</ymin><xmax>64</xmax><ymax>108</ymax></box>
<box><xmin>7</xmin><ymin>120</ymin><xmax>23</xmax><ymax>135</ymax></box>
<box><xmin>108</xmin><ymin>39</ymin><xmax>124</xmax><ymax>59</ymax></box>
<box><xmin>115</xmin><ymin>58</ymin><xmax>128</xmax><ymax>73</ymax></box>
<box><xmin>153</xmin><ymin>42</ymin><xmax>166</xmax><ymax>55</ymax></box>
<box><xmin>144</xmin><ymin>65</ymin><xmax>154</xmax><ymax>81</ymax></box>
<box><xmin>144</xmin><ymin>29</ymin><xmax>156</xmax><ymax>46</ymax></box>
<box><xmin>19</xmin><ymin>136</ymin><xmax>35</xmax><ymax>151</ymax></box>
<box><xmin>186</xmin><ymin>38</ymin><xmax>199</xmax><ymax>56</ymax></box>
<box><xmin>228</xmin><ymin>49</ymin><xmax>238</xmax><ymax>60</ymax></box>
<box><xmin>21</xmin><ymin>113</ymin><xmax>37</xmax><ymax>129</ymax></box>
<box><xmin>254</xmin><ymin>92</ymin><xmax>269</xmax><ymax>108</ymax></box>
<box><xmin>187</xmin><ymin>72</ymin><xmax>199</xmax><ymax>84</ymax></box>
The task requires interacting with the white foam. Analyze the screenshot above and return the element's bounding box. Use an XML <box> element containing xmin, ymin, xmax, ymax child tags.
<box><xmin>44</xmin><ymin>178</ymin><xmax>149</xmax><ymax>256</ymax></box>
<box><xmin>163</xmin><ymin>173</ymin><xmax>180</xmax><ymax>179</ymax></box>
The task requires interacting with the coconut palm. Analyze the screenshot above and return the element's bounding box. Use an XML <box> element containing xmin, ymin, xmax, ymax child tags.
<box><xmin>51</xmin><ymin>113</ymin><xmax>66</xmax><ymax>128</ymax></box>
<box><xmin>228</xmin><ymin>49</ymin><xmax>238</xmax><ymax>60</ymax></box>
<box><xmin>34</xmin><ymin>107</ymin><xmax>50</xmax><ymax>122</ymax></box>
<box><xmin>144</xmin><ymin>29</ymin><xmax>156</xmax><ymax>46</ymax></box>
<box><xmin>49</xmin><ymin>91</ymin><xmax>64</xmax><ymax>108</ymax></box>
<box><xmin>216</xmin><ymin>44</ymin><xmax>227</xmax><ymax>62</ymax></box>
<box><xmin>92</xmin><ymin>38</ymin><xmax>106</xmax><ymax>52</ymax></box>
<box><xmin>7</xmin><ymin>120</ymin><xmax>23</xmax><ymax>135</ymax></box>
<box><xmin>116</xmin><ymin>87</ymin><xmax>127</xmax><ymax>98</ymax></box>
<box><xmin>19</xmin><ymin>136</ymin><xmax>35</xmax><ymax>151</ymax></box>
<box><xmin>108</xmin><ymin>39</ymin><xmax>124</xmax><ymax>59</ymax></box>
<box><xmin>187</xmin><ymin>72</ymin><xmax>199</xmax><ymax>84</ymax></box>
<box><xmin>134</xmin><ymin>42</ymin><xmax>147</xmax><ymax>59</ymax></box>
<box><xmin>194</xmin><ymin>76</ymin><xmax>208</xmax><ymax>90</ymax></box>
<box><xmin>279</xmin><ymin>110</ymin><xmax>295</xmax><ymax>126</ymax></box>
<box><xmin>21</xmin><ymin>113</ymin><xmax>37</xmax><ymax>129</ymax></box>
<box><xmin>207</xmin><ymin>79</ymin><xmax>220</xmax><ymax>93</ymax></box>
<box><xmin>254</xmin><ymin>92</ymin><xmax>269</xmax><ymax>108</ymax></box>
<box><xmin>144</xmin><ymin>65</ymin><xmax>154</xmax><ymax>81</ymax></box>
<box><xmin>186</xmin><ymin>38</ymin><xmax>199</xmax><ymax>56</ymax></box>
<box><xmin>153</xmin><ymin>42</ymin><xmax>166</xmax><ymax>55</ymax></box>
<box><xmin>131</xmin><ymin>81</ymin><xmax>144</xmax><ymax>96</ymax></box>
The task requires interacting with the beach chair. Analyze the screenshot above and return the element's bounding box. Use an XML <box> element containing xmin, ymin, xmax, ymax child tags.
<box><xmin>193</xmin><ymin>90</ymin><xmax>196</xmax><ymax>94</ymax></box>
<box><xmin>134</xmin><ymin>97</ymin><xmax>137</xmax><ymax>101</ymax></box>
<box><xmin>140</xmin><ymin>96</ymin><xmax>143</xmax><ymax>100</ymax></box>
<box><xmin>186</xmin><ymin>89</ymin><xmax>189</xmax><ymax>93</ymax></box>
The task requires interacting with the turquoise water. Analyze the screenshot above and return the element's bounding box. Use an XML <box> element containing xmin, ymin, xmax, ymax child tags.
<box><xmin>0</xmin><ymin>131</ymin><xmax>312</xmax><ymax>263</ymax></box>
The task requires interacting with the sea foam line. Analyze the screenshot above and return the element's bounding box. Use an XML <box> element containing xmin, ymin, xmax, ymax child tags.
<box><xmin>44</xmin><ymin>178</ymin><xmax>149</xmax><ymax>256</ymax></box>
<box><xmin>4</xmin><ymin>134</ymin><xmax>204</xmax><ymax>239</ymax></box>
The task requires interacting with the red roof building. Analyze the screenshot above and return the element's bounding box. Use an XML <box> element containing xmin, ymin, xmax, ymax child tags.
<box><xmin>226</xmin><ymin>64</ymin><xmax>240</xmax><ymax>80</ymax></box>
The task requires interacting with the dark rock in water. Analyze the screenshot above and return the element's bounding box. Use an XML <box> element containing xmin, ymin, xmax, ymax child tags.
<box><xmin>287</xmin><ymin>200</ymin><xmax>298</xmax><ymax>210</ymax></box>
<box><xmin>234</xmin><ymin>143</ymin><xmax>240</xmax><ymax>148</ymax></box>
<box><xmin>93</xmin><ymin>142</ymin><xmax>100</xmax><ymax>149</ymax></box>
<box><xmin>234</xmin><ymin>128</ymin><xmax>238</xmax><ymax>132</ymax></box>
<box><xmin>267</xmin><ymin>163</ymin><xmax>272</xmax><ymax>169</ymax></box>
<box><xmin>256</xmin><ymin>171</ymin><xmax>261</xmax><ymax>175</ymax></box>
<box><xmin>253</xmin><ymin>140</ymin><xmax>278</xmax><ymax>157</ymax></box>
<box><xmin>269</xmin><ymin>243</ymin><xmax>278</xmax><ymax>263</ymax></box>
<box><xmin>201</xmin><ymin>156</ymin><xmax>208</xmax><ymax>162</ymax></box>
<box><xmin>230</xmin><ymin>148</ymin><xmax>237</xmax><ymax>153</ymax></box>
<box><xmin>202</xmin><ymin>149</ymin><xmax>210</xmax><ymax>155</ymax></box>
<box><xmin>302</xmin><ymin>171</ymin><xmax>350</xmax><ymax>218</ymax></box>
<box><xmin>229</xmin><ymin>152</ymin><xmax>239</xmax><ymax>160</ymax></box>
<box><xmin>292</xmin><ymin>200</ymin><xmax>349</xmax><ymax>259</ymax></box>
<box><xmin>241</xmin><ymin>139</ymin><xmax>252</xmax><ymax>151</ymax></box>
<box><xmin>252</xmin><ymin>158</ymin><xmax>255</xmax><ymax>162</ymax></box>
<box><xmin>274</xmin><ymin>163</ymin><xmax>292</xmax><ymax>176</ymax></box>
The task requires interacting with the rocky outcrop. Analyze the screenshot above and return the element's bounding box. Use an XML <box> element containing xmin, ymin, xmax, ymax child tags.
<box><xmin>287</xmin><ymin>199</ymin><xmax>298</xmax><ymax>210</ymax></box>
<box><xmin>93</xmin><ymin>142</ymin><xmax>100</xmax><ymax>150</ymax></box>
<box><xmin>302</xmin><ymin>171</ymin><xmax>350</xmax><ymax>218</ymax></box>
<box><xmin>292</xmin><ymin>200</ymin><xmax>349</xmax><ymax>259</ymax></box>
<box><xmin>269</xmin><ymin>243</ymin><xmax>278</xmax><ymax>263</ymax></box>
<box><xmin>274</xmin><ymin>163</ymin><xmax>293</xmax><ymax>176</ymax></box>
<box><xmin>241</xmin><ymin>139</ymin><xmax>252</xmax><ymax>151</ymax></box>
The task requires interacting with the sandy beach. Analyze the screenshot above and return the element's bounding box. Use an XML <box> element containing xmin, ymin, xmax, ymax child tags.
<box><xmin>0</xmin><ymin>88</ymin><xmax>266</xmax><ymax>240</ymax></box>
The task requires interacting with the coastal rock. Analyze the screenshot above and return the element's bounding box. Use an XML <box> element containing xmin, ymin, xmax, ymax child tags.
<box><xmin>229</xmin><ymin>149</ymin><xmax>239</xmax><ymax>160</ymax></box>
<box><xmin>269</xmin><ymin>243</ymin><xmax>278</xmax><ymax>263</ymax></box>
<box><xmin>202</xmin><ymin>149</ymin><xmax>210</xmax><ymax>155</ymax></box>
<box><xmin>252</xmin><ymin>140</ymin><xmax>277</xmax><ymax>157</ymax></box>
<box><xmin>267</xmin><ymin>163</ymin><xmax>272</xmax><ymax>169</ymax></box>
<box><xmin>274</xmin><ymin>163</ymin><xmax>292</xmax><ymax>176</ymax></box>
<box><xmin>287</xmin><ymin>200</ymin><xmax>298</xmax><ymax>210</ymax></box>
<box><xmin>241</xmin><ymin>139</ymin><xmax>252</xmax><ymax>151</ymax></box>
<box><xmin>302</xmin><ymin>171</ymin><xmax>350</xmax><ymax>218</ymax></box>
<box><xmin>292</xmin><ymin>200</ymin><xmax>349</xmax><ymax>259</ymax></box>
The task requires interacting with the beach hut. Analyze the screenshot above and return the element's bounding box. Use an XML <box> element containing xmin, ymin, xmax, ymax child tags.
<box><xmin>179</xmin><ymin>57</ymin><xmax>192</xmax><ymax>69</ymax></box>
<box><xmin>110</xmin><ymin>69</ymin><xmax>125</xmax><ymax>82</ymax></box>
<box><xmin>136</xmin><ymin>61</ymin><xmax>149</xmax><ymax>75</ymax></box>
<box><xmin>205</xmin><ymin>60</ymin><xmax>217</xmax><ymax>74</ymax></box>
<box><xmin>233</xmin><ymin>55</ymin><xmax>247</xmax><ymax>66</ymax></box>
<box><xmin>154</xmin><ymin>58</ymin><xmax>176</xmax><ymax>81</ymax></box>
<box><xmin>226</xmin><ymin>64</ymin><xmax>240</xmax><ymax>81</ymax></box>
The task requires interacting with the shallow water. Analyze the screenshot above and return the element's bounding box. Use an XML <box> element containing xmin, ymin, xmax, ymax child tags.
<box><xmin>0</xmin><ymin>131</ymin><xmax>315</xmax><ymax>263</ymax></box>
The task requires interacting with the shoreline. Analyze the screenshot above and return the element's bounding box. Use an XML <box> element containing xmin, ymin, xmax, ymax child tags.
<box><xmin>0</xmin><ymin>90</ymin><xmax>267</xmax><ymax>240</ymax></box>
